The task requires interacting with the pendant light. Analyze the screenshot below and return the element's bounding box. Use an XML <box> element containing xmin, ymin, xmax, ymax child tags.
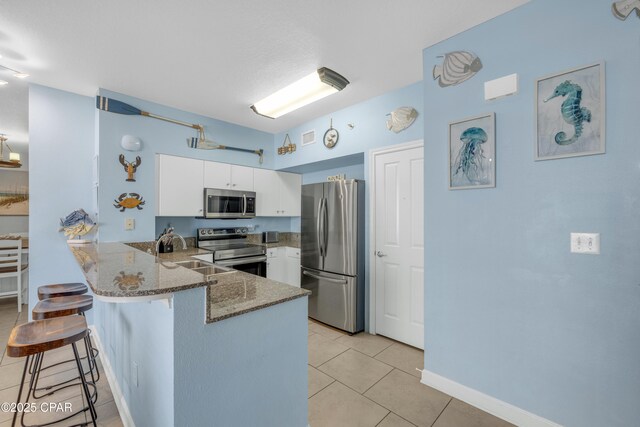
<box><xmin>0</xmin><ymin>135</ymin><xmax>22</xmax><ymax>168</ymax></box>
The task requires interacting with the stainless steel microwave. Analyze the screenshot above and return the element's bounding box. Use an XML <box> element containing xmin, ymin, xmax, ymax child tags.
<box><xmin>203</xmin><ymin>188</ymin><xmax>256</xmax><ymax>219</ymax></box>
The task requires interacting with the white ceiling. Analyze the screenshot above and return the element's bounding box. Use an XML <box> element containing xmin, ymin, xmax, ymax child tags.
<box><xmin>0</xmin><ymin>0</ymin><xmax>529</xmax><ymax>141</ymax></box>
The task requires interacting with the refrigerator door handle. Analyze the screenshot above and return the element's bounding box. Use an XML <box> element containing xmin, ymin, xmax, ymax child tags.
<box><xmin>322</xmin><ymin>197</ymin><xmax>329</xmax><ymax>258</ymax></box>
<box><xmin>317</xmin><ymin>198</ymin><xmax>324</xmax><ymax>257</ymax></box>
<box><xmin>302</xmin><ymin>270</ymin><xmax>348</xmax><ymax>284</ymax></box>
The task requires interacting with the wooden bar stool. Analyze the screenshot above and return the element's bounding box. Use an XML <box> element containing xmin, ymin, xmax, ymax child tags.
<box><xmin>30</xmin><ymin>295</ymin><xmax>100</xmax><ymax>397</ymax></box>
<box><xmin>7</xmin><ymin>316</ymin><xmax>97</xmax><ymax>427</ymax></box>
<box><xmin>37</xmin><ymin>283</ymin><xmax>87</xmax><ymax>301</ymax></box>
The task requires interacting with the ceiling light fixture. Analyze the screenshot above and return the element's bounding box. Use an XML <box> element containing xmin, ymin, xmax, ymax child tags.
<box><xmin>0</xmin><ymin>80</ymin><xmax>7</xmax><ymax>86</ymax></box>
<box><xmin>0</xmin><ymin>135</ymin><xmax>22</xmax><ymax>168</ymax></box>
<box><xmin>250</xmin><ymin>67</ymin><xmax>349</xmax><ymax>119</ymax></box>
<box><xmin>0</xmin><ymin>64</ymin><xmax>29</xmax><ymax>82</ymax></box>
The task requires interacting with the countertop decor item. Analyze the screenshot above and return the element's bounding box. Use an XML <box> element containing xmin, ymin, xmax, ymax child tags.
<box><xmin>113</xmin><ymin>193</ymin><xmax>145</xmax><ymax>211</ymax></box>
<box><xmin>0</xmin><ymin>134</ymin><xmax>22</xmax><ymax>168</ymax></box>
<box><xmin>278</xmin><ymin>134</ymin><xmax>296</xmax><ymax>155</ymax></box>
<box><xmin>96</xmin><ymin>96</ymin><xmax>264</xmax><ymax>164</ymax></box>
<box><xmin>59</xmin><ymin>208</ymin><xmax>96</xmax><ymax>244</ymax></box>
<box><xmin>118</xmin><ymin>154</ymin><xmax>141</xmax><ymax>182</ymax></box>
<box><xmin>323</xmin><ymin>118</ymin><xmax>339</xmax><ymax>149</ymax></box>
<box><xmin>535</xmin><ymin>62</ymin><xmax>605</xmax><ymax>160</ymax></box>
<box><xmin>449</xmin><ymin>113</ymin><xmax>496</xmax><ymax>190</ymax></box>
<box><xmin>612</xmin><ymin>0</ymin><xmax>640</xmax><ymax>19</ymax></box>
<box><xmin>433</xmin><ymin>51</ymin><xmax>483</xmax><ymax>87</ymax></box>
<box><xmin>386</xmin><ymin>107</ymin><xmax>418</xmax><ymax>133</ymax></box>
<box><xmin>250</xmin><ymin>67</ymin><xmax>349</xmax><ymax>119</ymax></box>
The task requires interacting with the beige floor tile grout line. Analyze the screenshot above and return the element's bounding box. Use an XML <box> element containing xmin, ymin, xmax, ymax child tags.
<box><xmin>429</xmin><ymin>397</ymin><xmax>453</xmax><ymax>427</ymax></box>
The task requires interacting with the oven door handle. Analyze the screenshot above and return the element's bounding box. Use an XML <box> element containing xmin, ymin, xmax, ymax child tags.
<box><xmin>214</xmin><ymin>255</ymin><xmax>267</xmax><ymax>266</ymax></box>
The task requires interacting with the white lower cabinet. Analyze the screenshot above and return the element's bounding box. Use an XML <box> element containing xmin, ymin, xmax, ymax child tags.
<box><xmin>266</xmin><ymin>247</ymin><xmax>301</xmax><ymax>287</ymax></box>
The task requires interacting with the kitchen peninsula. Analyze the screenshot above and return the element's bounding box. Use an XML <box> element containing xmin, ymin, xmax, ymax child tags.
<box><xmin>68</xmin><ymin>241</ymin><xmax>310</xmax><ymax>427</ymax></box>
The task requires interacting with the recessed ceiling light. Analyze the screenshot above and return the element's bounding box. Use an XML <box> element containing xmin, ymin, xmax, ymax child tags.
<box><xmin>13</xmin><ymin>73</ymin><xmax>29</xmax><ymax>79</ymax></box>
<box><xmin>250</xmin><ymin>67</ymin><xmax>349</xmax><ymax>119</ymax></box>
<box><xmin>0</xmin><ymin>80</ymin><xmax>8</xmax><ymax>86</ymax></box>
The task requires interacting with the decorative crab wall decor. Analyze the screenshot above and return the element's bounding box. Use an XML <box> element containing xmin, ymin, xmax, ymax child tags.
<box><xmin>113</xmin><ymin>271</ymin><xmax>145</xmax><ymax>291</ymax></box>
<box><xmin>119</xmin><ymin>154</ymin><xmax>142</xmax><ymax>182</ymax></box>
<box><xmin>113</xmin><ymin>193</ymin><xmax>145</xmax><ymax>211</ymax></box>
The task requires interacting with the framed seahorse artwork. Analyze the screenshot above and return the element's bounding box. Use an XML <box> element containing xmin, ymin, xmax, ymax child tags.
<box><xmin>449</xmin><ymin>113</ymin><xmax>496</xmax><ymax>190</ymax></box>
<box><xmin>535</xmin><ymin>62</ymin><xmax>605</xmax><ymax>160</ymax></box>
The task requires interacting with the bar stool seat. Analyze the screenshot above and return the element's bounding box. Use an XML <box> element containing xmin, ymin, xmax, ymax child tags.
<box><xmin>32</xmin><ymin>295</ymin><xmax>94</xmax><ymax>320</ymax></box>
<box><xmin>38</xmin><ymin>282</ymin><xmax>87</xmax><ymax>300</ymax></box>
<box><xmin>7</xmin><ymin>317</ymin><xmax>98</xmax><ymax>426</ymax></box>
<box><xmin>7</xmin><ymin>316</ymin><xmax>88</xmax><ymax>357</ymax></box>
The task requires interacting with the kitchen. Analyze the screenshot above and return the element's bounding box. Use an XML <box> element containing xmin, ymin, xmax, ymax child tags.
<box><xmin>1</xmin><ymin>1</ymin><xmax>639</xmax><ymax>427</ymax></box>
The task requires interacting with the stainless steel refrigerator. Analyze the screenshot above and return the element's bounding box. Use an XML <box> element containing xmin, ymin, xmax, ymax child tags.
<box><xmin>301</xmin><ymin>180</ymin><xmax>364</xmax><ymax>333</ymax></box>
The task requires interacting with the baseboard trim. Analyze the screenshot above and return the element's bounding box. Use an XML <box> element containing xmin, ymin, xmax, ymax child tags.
<box><xmin>89</xmin><ymin>326</ymin><xmax>136</xmax><ymax>427</ymax></box>
<box><xmin>420</xmin><ymin>369</ymin><xmax>562</xmax><ymax>427</ymax></box>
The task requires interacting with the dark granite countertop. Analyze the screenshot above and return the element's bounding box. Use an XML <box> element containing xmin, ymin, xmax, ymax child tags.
<box><xmin>246</xmin><ymin>232</ymin><xmax>300</xmax><ymax>249</ymax></box>
<box><xmin>68</xmin><ymin>241</ymin><xmax>309</xmax><ymax>322</ymax></box>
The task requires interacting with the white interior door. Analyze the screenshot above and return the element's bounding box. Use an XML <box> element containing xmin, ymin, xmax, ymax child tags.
<box><xmin>374</xmin><ymin>145</ymin><xmax>424</xmax><ymax>349</ymax></box>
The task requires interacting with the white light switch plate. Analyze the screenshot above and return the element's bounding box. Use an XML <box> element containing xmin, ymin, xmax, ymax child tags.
<box><xmin>570</xmin><ymin>233</ymin><xmax>600</xmax><ymax>254</ymax></box>
<box><xmin>125</xmin><ymin>218</ymin><xmax>135</xmax><ymax>230</ymax></box>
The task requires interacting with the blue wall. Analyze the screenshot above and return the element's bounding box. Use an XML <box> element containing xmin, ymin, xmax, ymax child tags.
<box><xmin>28</xmin><ymin>84</ymin><xmax>95</xmax><ymax>322</ymax></box>
<box><xmin>173</xmin><ymin>288</ymin><xmax>308</xmax><ymax>427</ymax></box>
<box><xmin>96</xmin><ymin>89</ymin><xmax>278</xmax><ymax>243</ymax></box>
<box><xmin>422</xmin><ymin>1</ymin><xmax>640</xmax><ymax>426</ymax></box>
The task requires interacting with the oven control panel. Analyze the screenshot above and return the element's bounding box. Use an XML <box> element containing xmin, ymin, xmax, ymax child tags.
<box><xmin>197</xmin><ymin>227</ymin><xmax>249</xmax><ymax>240</ymax></box>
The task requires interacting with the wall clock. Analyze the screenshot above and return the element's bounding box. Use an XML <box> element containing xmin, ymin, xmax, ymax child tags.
<box><xmin>323</xmin><ymin>119</ymin><xmax>339</xmax><ymax>148</ymax></box>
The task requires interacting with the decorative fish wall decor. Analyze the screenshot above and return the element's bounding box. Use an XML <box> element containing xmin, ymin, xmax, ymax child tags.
<box><xmin>59</xmin><ymin>208</ymin><xmax>96</xmax><ymax>242</ymax></box>
<box><xmin>433</xmin><ymin>51</ymin><xmax>483</xmax><ymax>88</ymax></box>
<box><xmin>386</xmin><ymin>107</ymin><xmax>418</xmax><ymax>133</ymax></box>
<box><xmin>543</xmin><ymin>80</ymin><xmax>591</xmax><ymax>146</ymax></box>
<box><xmin>612</xmin><ymin>0</ymin><xmax>640</xmax><ymax>20</ymax></box>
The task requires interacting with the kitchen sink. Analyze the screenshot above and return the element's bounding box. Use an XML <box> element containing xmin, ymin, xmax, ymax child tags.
<box><xmin>174</xmin><ymin>260</ymin><xmax>234</xmax><ymax>276</ymax></box>
<box><xmin>191</xmin><ymin>265</ymin><xmax>234</xmax><ymax>275</ymax></box>
<box><xmin>174</xmin><ymin>260</ymin><xmax>211</xmax><ymax>269</ymax></box>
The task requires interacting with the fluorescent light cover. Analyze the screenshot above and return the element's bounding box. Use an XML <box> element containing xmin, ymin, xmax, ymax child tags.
<box><xmin>0</xmin><ymin>80</ymin><xmax>7</xmax><ymax>86</ymax></box>
<box><xmin>13</xmin><ymin>73</ymin><xmax>28</xmax><ymax>79</ymax></box>
<box><xmin>251</xmin><ymin>68</ymin><xmax>349</xmax><ymax>119</ymax></box>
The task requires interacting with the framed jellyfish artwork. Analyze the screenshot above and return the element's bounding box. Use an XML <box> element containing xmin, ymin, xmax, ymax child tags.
<box><xmin>535</xmin><ymin>62</ymin><xmax>605</xmax><ymax>160</ymax></box>
<box><xmin>448</xmin><ymin>113</ymin><xmax>496</xmax><ymax>190</ymax></box>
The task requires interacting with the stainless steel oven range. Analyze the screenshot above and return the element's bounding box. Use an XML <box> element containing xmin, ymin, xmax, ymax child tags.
<box><xmin>196</xmin><ymin>227</ymin><xmax>266</xmax><ymax>277</ymax></box>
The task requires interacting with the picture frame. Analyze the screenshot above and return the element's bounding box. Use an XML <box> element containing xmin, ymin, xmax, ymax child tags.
<box><xmin>535</xmin><ymin>61</ymin><xmax>605</xmax><ymax>161</ymax></box>
<box><xmin>0</xmin><ymin>170</ymin><xmax>29</xmax><ymax>216</ymax></box>
<box><xmin>449</xmin><ymin>113</ymin><xmax>496</xmax><ymax>190</ymax></box>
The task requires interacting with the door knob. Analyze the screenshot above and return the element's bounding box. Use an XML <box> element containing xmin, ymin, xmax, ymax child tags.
<box><xmin>376</xmin><ymin>251</ymin><xmax>386</xmax><ymax>257</ymax></box>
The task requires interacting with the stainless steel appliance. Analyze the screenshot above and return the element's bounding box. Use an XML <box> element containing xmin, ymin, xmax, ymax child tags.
<box><xmin>203</xmin><ymin>188</ymin><xmax>256</xmax><ymax>219</ymax></box>
<box><xmin>197</xmin><ymin>227</ymin><xmax>267</xmax><ymax>277</ymax></box>
<box><xmin>262</xmin><ymin>231</ymin><xmax>279</xmax><ymax>244</ymax></box>
<box><xmin>301</xmin><ymin>180</ymin><xmax>364</xmax><ymax>333</ymax></box>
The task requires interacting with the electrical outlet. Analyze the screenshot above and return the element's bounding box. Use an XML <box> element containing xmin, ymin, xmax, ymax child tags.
<box><xmin>125</xmin><ymin>218</ymin><xmax>135</xmax><ymax>230</ymax></box>
<box><xmin>570</xmin><ymin>233</ymin><xmax>600</xmax><ymax>254</ymax></box>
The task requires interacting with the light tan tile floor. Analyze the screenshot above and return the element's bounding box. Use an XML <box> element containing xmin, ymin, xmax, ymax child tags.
<box><xmin>0</xmin><ymin>297</ymin><xmax>123</xmax><ymax>427</ymax></box>
<box><xmin>308</xmin><ymin>318</ymin><xmax>514</xmax><ymax>427</ymax></box>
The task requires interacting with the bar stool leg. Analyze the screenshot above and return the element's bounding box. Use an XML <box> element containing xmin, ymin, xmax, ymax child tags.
<box><xmin>72</xmin><ymin>342</ymin><xmax>97</xmax><ymax>426</ymax></box>
<box><xmin>11</xmin><ymin>355</ymin><xmax>30</xmax><ymax>427</ymax></box>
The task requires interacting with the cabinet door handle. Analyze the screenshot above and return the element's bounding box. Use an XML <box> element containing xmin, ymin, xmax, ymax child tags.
<box><xmin>232</xmin><ymin>184</ymin><xmax>236</xmax><ymax>187</ymax></box>
<box><xmin>226</xmin><ymin>183</ymin><xmax>230</xmax><ymax>186</ymax></box>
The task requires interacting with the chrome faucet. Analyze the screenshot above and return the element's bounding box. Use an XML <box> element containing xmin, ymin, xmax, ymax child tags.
<box><xmin>155</xmin><ymin>231</ymin><xmax>187</xmax><ymax>254</ymax></box>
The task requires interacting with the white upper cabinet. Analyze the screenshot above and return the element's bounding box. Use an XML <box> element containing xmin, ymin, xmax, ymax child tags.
<box><xmin>203</xmin><ymin>161</ymin><xmax>254</xmax><ymax>191</ymax></box>
<box><xmin>156</xmin><ymin>154</ymin><xmax>204</xmax><ymax>217</ymax></box>
<box><xmin>279</xmin><ymin>172</ymin><xmax>302</xmax><ymax>216</ymax></box>
<box><xmin>253</xmin><ymin>169</ymin><xmax>301</xmax><ymax>217</ymax></box>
